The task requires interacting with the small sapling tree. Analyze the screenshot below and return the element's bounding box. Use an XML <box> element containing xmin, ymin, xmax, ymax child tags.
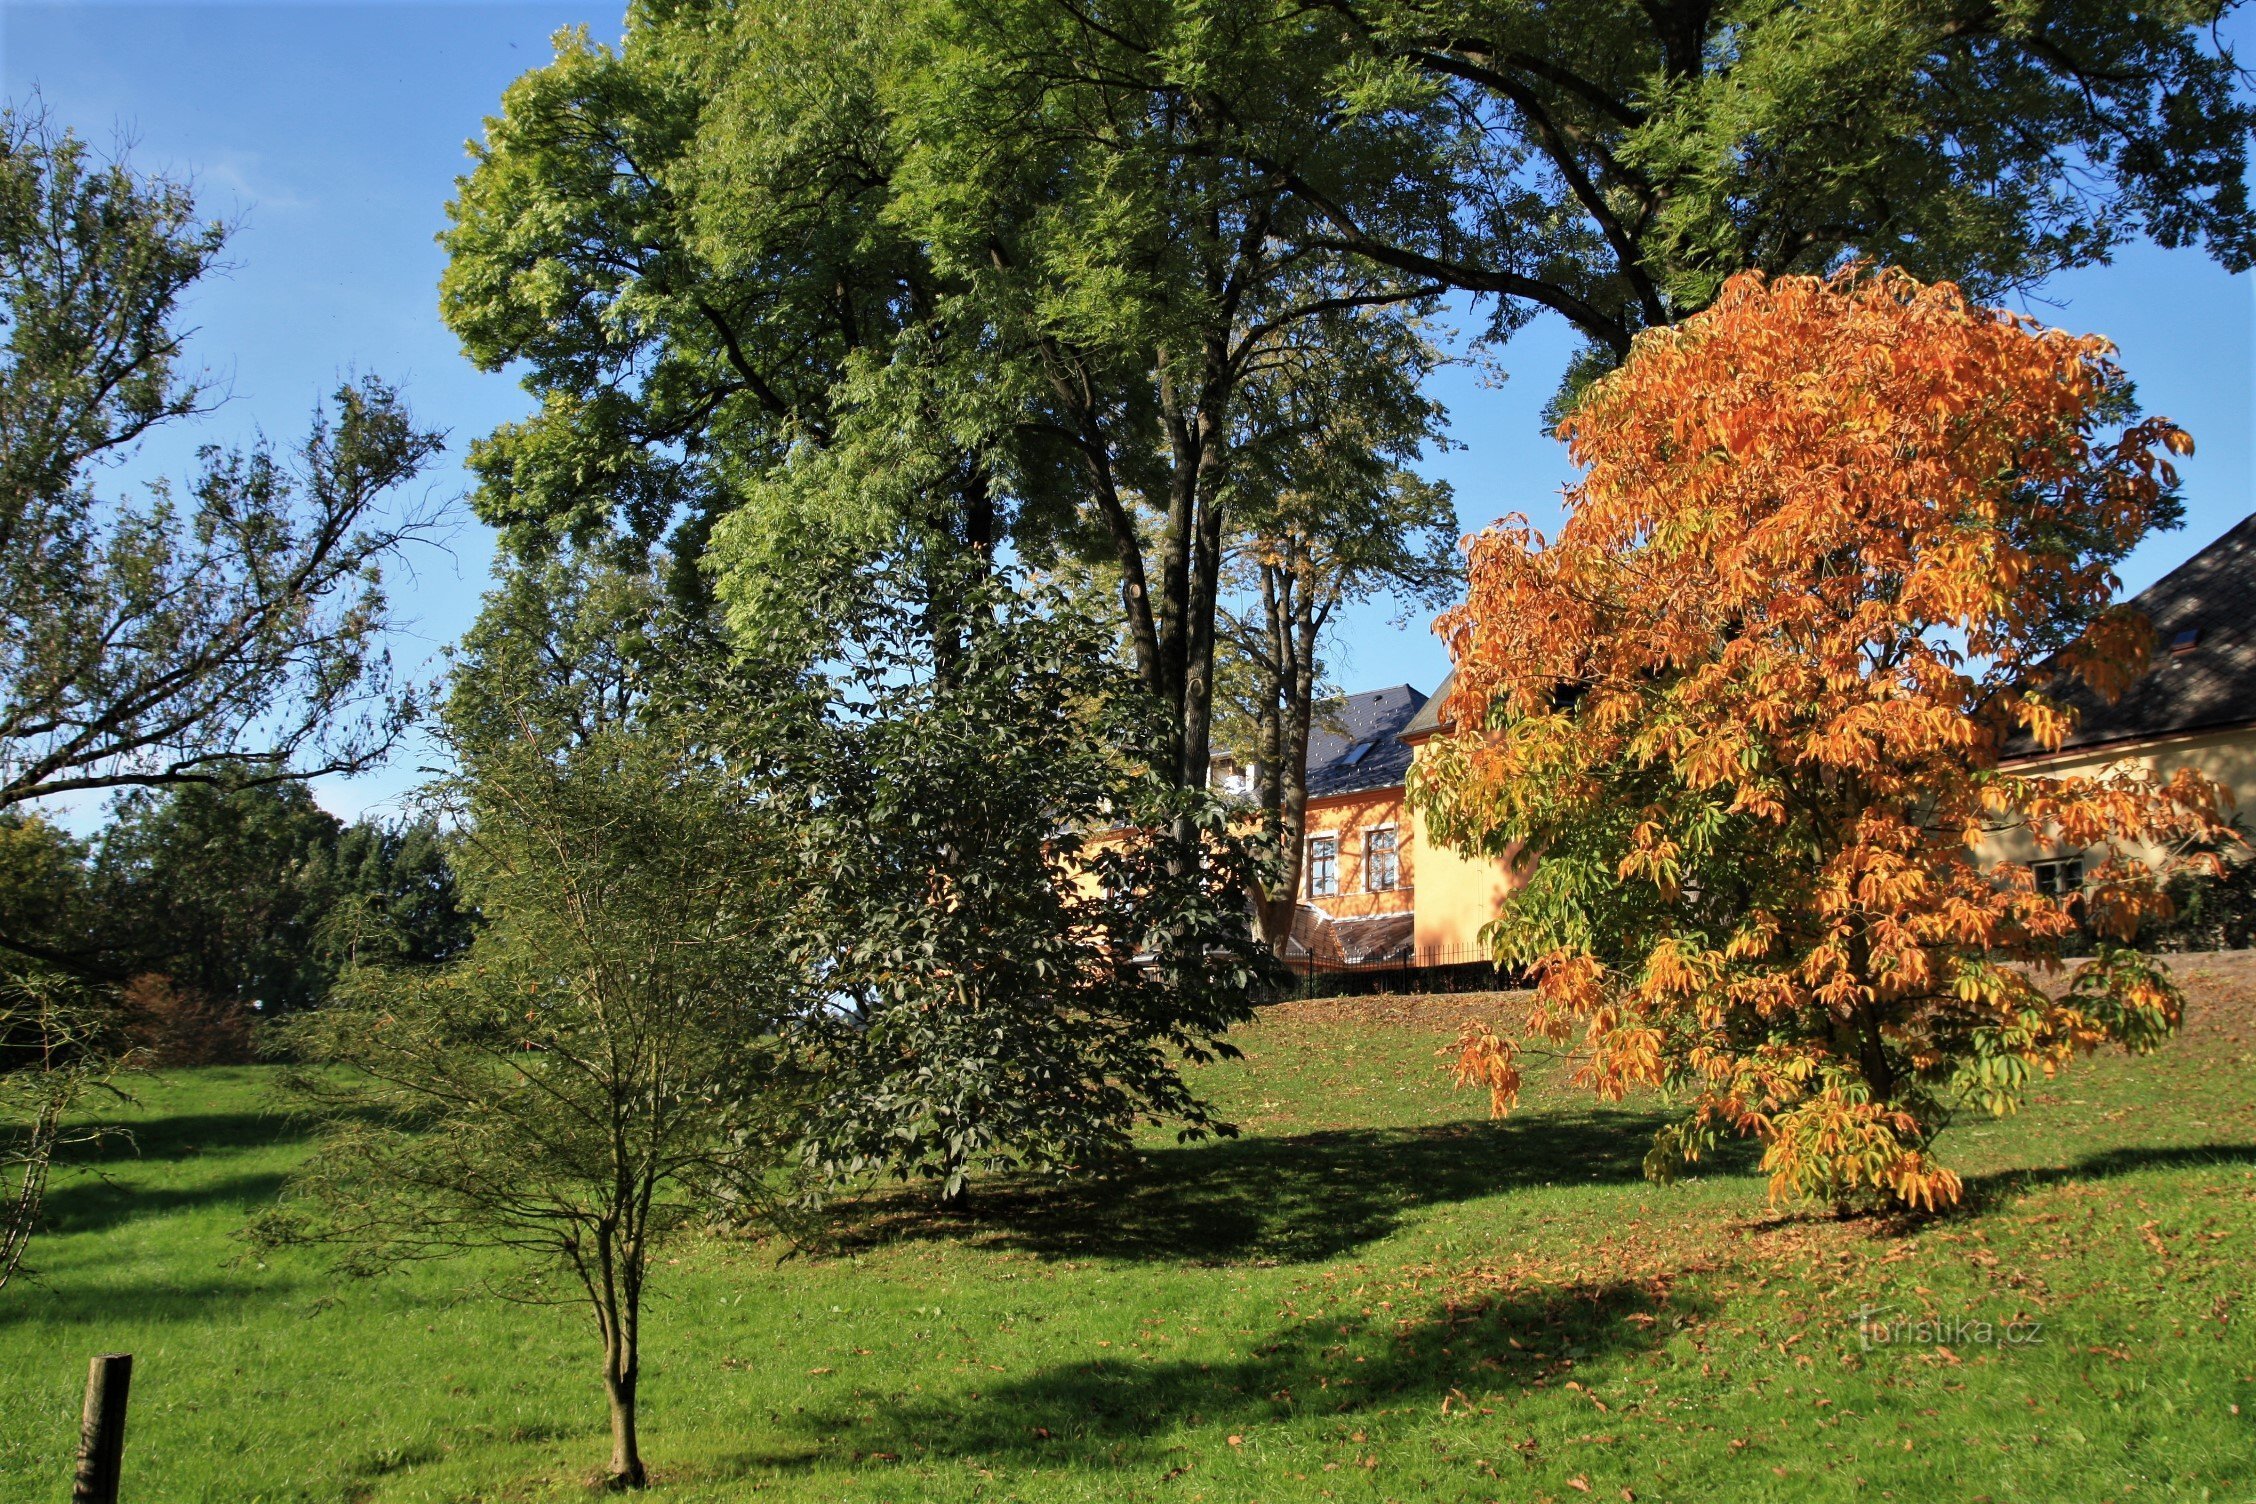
<box><xmin>266</xmin><ymin>561</ymin><xmax>808</xmax><ymax>1488</ymax></box>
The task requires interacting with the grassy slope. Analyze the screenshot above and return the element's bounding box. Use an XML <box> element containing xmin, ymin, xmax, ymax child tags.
<box><xmin>3</xmin><ymin>960</ymin><xmax>2255</xmax><ymax>1502</ymax></box>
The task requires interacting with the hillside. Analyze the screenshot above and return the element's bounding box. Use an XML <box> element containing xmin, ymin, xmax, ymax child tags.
<box><xmin>4</xmin><ymin>959</ymin><xmax>2254</xmax><ymax>1500</ymax></box>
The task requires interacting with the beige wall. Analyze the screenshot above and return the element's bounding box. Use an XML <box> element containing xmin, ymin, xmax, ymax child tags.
<box><xmin>1976</xmin><ymin>722</ymin><xmax>2256</xmax><ymax>868</ymax></box>
<box><xmin>1074</xmin><ymin>787</ymin><xmax>1420</xmax><ymax>921</ymax></box>
<box><xmin>1401</xmin><ymin>734</ymin><xmax>1527</xmax><ymax>959</ymax></box>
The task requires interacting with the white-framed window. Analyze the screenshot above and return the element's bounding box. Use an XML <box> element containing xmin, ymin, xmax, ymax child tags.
<box><xmin>2032</xmin><ymin>856</ymin><xmax>2084</xmax><ymax>897</ymax></box>
<box><xmin>1307</xmin><ymin>834</ymin><xmax>1338</xmax><ymax>897</ymax></box>
<box><xmin>1364</xmin><ymin>825</ymin><xmax>1399</xmax><ymax>892</ymax></box>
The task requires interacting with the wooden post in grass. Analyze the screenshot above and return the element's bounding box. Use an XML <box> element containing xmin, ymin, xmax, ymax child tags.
<box><xmin>71</xmin><ymin>1353</ymin><xmax>131</xmax><ymax>1504</ymax></box>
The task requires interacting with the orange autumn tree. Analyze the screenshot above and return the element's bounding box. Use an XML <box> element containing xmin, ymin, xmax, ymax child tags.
<box><xmin>1411</xmin><ymin>267</ymin><xmax>2232</xmax><ymax>1212</ymax></box>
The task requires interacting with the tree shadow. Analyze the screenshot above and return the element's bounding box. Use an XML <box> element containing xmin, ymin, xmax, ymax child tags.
<box><xmin>826</xmin><ymin>1108</ymin><xmax>1738</xmax><ymax>1265</ymax></box>
<box><xmin>51</xmin><ymin>1108</ymin><xmax>319</xmax><ymax>1165</ymax></box>
<box><xmin>0</xmin><ymin>1273</ymin><xmax>300</xmax><ymax>1328</ymax></box>
<box><xmin>786</xmin><ymin>1274</ymin><xmax>1705</xmax><ymax>1470</ymax></box>
<box><xmin>1963</xmin><ymin>1141</ymin><xmax>2256</xmax><ymax>1210</ymax></box>
<box><xmin>37</xmin><ymin>1169</ymin><xmax>293</xmax><ymax>1237</ymax></box>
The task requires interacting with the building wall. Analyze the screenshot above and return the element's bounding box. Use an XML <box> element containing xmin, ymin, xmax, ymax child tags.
<box><xmin>1078</xmin><ymin>750</ymin><xmax>1527</xmax><ymax>961</ymax></box>
<box><xmin>1976</xmin><ymin>722</ymin><xmax>2256</xmax><ymax>868</ymax></box>
<box><xmin>1298</xmin><ymin>787</ymin><xmax>1417</xmax><ymax>920</ymax></box>
<box><xmin>1283</xmin><ymin>722</ymin><xmax>2256</xmax><ymax>959</ymax></box>
<box><xmin>1397</xmin><ymin>736</ymin><xmax>1526</xmax><ymax>959</ymax></box>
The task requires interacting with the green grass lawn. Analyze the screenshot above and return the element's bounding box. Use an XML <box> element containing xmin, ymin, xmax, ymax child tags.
<box><xmin>5</xmin><ymin>961</ymin><xmax>2256</xmax><ymax>1503</ymax></box>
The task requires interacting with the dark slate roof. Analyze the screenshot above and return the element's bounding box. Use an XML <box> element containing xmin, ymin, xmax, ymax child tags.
<box><xmin>1399</xmin><ymin>668</ymin><xmax>1456</xmax><ymax>742</ymax></box>
<box><xmin>1305</xmin><ymin>684</ymin><xmax>1427</xmax><ymax>798</ymax></box>
<box><xmin>2019</xmin><ymin>512</ymin><xmax>2256</xmax><ymax>757</ymax></box>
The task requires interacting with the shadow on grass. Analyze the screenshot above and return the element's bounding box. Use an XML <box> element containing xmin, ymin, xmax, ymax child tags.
<box><xmin>0</xmin><ymin>1273</ymin><xmax>298</xmax><ymax>1328</ymax></box>
<box><xmin>786</xmin><ymin>1274</ymin><xmax>1704</xmax><ymax>1471</ymax></box>
<box><xmin>828</xmin><ymin>1108</ymin><xmax>1724</xmax><ymax>1266</ymax></box>
<box><xmin>38</xmin><ymin>1169</ymin><xmax>294</xmax><ymax>1237</ymax></box>
<box><xmin>1964</xmin><ymin>1141</ymin><xmax>2256</xmax><ymax>1210</ymax></box>
<box><xmin>53</xmin><ymin>1109</ymin><xmax>318</xmax><ymax>1165</ymax></box>
<box><xmin>12</xmin><ymin>1106</ymin><xmax>316</xmax><ymax>1240</ymax></box>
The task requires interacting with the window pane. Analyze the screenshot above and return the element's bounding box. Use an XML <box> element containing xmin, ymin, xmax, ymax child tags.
<box><xmin>1367</xmin><ymin>828</ymin><xmax>1397</xmax><ymax>891</ymax></box>
<box><xmin>1308</xmin><ymin>836</ymin><xmax>1337</xmax><ymax>897</ymax></box>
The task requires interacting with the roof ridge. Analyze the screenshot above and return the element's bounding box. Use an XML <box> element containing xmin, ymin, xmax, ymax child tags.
<box><xmin>2121</xmin><ymin>510</ymin><xmax>2256</xmax><ymax>611</ymax></box>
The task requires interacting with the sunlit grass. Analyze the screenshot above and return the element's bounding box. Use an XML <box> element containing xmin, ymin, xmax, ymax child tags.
<box><xmin>4</xmin><ymin>960</ymin><xmax>2254</xmax><ymax>1501</ymax></box>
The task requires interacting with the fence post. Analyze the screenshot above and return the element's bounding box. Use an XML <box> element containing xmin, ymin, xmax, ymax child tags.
<box><xmin>72</xmin><ymin>1353</ymin><xmax>131</xmax><ymax>1504</ymax></box>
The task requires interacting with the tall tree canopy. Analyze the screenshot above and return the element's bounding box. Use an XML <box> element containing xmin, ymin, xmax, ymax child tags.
<box><xmin>1413</xmin><ymin>269</ymin><xmax>2230</xmax><ymax>1211</ymax></box>
<box><xmin>1302</xmin><ymin>0</ymin><xmax>2254</xmax><ymax>394</ymax></box>
<box><xmin>440</xmin><ymin>1</ymin><xmax>1442</xmax><ymax>797</ymax></box>
<box><xmin>438</xmin><ymin>8</ymin><xmax>961</xmax><ymax>587</ymax></box>
<box><xmin>442</xmin><ymin>1</ymin><xmax>2252</xmax><ymax>811</ymax></box>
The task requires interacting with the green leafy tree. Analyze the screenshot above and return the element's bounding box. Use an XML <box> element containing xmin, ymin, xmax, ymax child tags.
<box><xmin>90</xmin><ymin>778</ymin><xmax>345</xmax><ymax>1012</ymax></box>
<box><xmin>861</xmin><ymin>1</ymin><xmax>1446</xmax><ymax>801</ymax></box>
<box><xmin>316</xmin><ymin>816</ymin><xmax>476</xmax><ymax>973</ymax></box>
<box><xmin>0</xmin><ymin>107</ymin><xmax>444</xmax><ymax>810</ymax></box>
<box><xmin>269</xmin><ymin>560</ymin><xmax>810</xmax><ymax>1490</ymax></box>
<box><xmin>0</xmin><ymin>105</ymin><xmax>440</xmax><ymax>1290</ymax></box>
<box><xmin>437</xmin><ymin>8</ymin><xmax>998</xmax><ymax>623</ymax></box>
<box><xmin>84</xmin><ymin>780</ymin><xmax>473</xmax><ymax>1015</ymax></box>
<box><xmin>785</xmin><ymin>563</ymin><xmax>1275</xmax><ymax>1201</ymax></box>
<box><xmin>441</xmin><ymin>4</ymin><xmax>1443</xmax><ymax>803</ymax></box>
<box><xmin>1295</xmin><ymin>1</ymin><xmax>2254</xmax><ymax>394</ymax></box>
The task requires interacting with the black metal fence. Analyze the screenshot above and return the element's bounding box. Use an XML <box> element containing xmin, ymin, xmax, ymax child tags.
<box><xmin>1282</xmin><ymin>942</ymin><xmax>1528</xmax><ymax>999</ymax></box>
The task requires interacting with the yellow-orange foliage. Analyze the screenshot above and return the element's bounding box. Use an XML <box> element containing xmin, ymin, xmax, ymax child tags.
<box><xmin>1414</xmin><ymin>268</ymin><xmax>2233</xmax><ymax>1211</ymax></box>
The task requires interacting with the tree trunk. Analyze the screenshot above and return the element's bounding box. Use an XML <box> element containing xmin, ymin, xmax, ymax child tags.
<box><xmin>594</xmin><ymin>1233</ymin><xmax>646</xmax><ymax>1491</ymax></box>
<box><xmin>1246</xmin><ymin>551</ymin><xmax>1323</xmax><ymax>955</ymax></box>
<box><xmin>603</xmin><ymin>1333</ymin><xmax>644</xmax><ymax>1489</ymax></box>
<box><xmin>1843</xmin><ymin>930</ymin><xmax>1898</xmax><ymax>1102</ymax></box>
<box><xmin>1245</xmin><ymin>566</ymin><xmax>1294</xmax><ymax>947</ymax></box>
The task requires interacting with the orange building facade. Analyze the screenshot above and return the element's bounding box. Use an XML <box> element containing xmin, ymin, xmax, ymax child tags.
<box><xmin>1254</xmin><ymin>683</ymin><xmax>1524</xmax><ymax>972</ymax></box>
<box><xmin>1080</xmin><ymin>682</ymin><xmax>1525</xmax><ymax>971</ymax></box>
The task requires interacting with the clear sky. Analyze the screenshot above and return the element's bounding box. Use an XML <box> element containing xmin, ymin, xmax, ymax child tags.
<box><xmin>4</xmin><ymin>2</ymin><xmax>2251</xmax><ymax>823</ymax></box>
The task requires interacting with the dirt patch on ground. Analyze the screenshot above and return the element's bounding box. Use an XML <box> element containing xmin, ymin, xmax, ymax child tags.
<box><xmin>2157</xmin><ymin>949</ymin><xmax>2256</xmax><ymax>1040</ymax></box>
<box><xmin>1258</xmin><ymin>990</ymin><xmax>1530</xmax><ymax>1032</ymax></box>
<box><xmin>1261</xmin><ymin>949</ymin><xmax>2256</xmax><ymax>1040</ymax></box>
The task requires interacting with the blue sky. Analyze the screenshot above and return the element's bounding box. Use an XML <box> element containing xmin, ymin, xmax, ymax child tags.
<box><xmin>4</xmin><ymin>3</ymin><xmax>2252</xmax><ymax>823</ymax></box>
